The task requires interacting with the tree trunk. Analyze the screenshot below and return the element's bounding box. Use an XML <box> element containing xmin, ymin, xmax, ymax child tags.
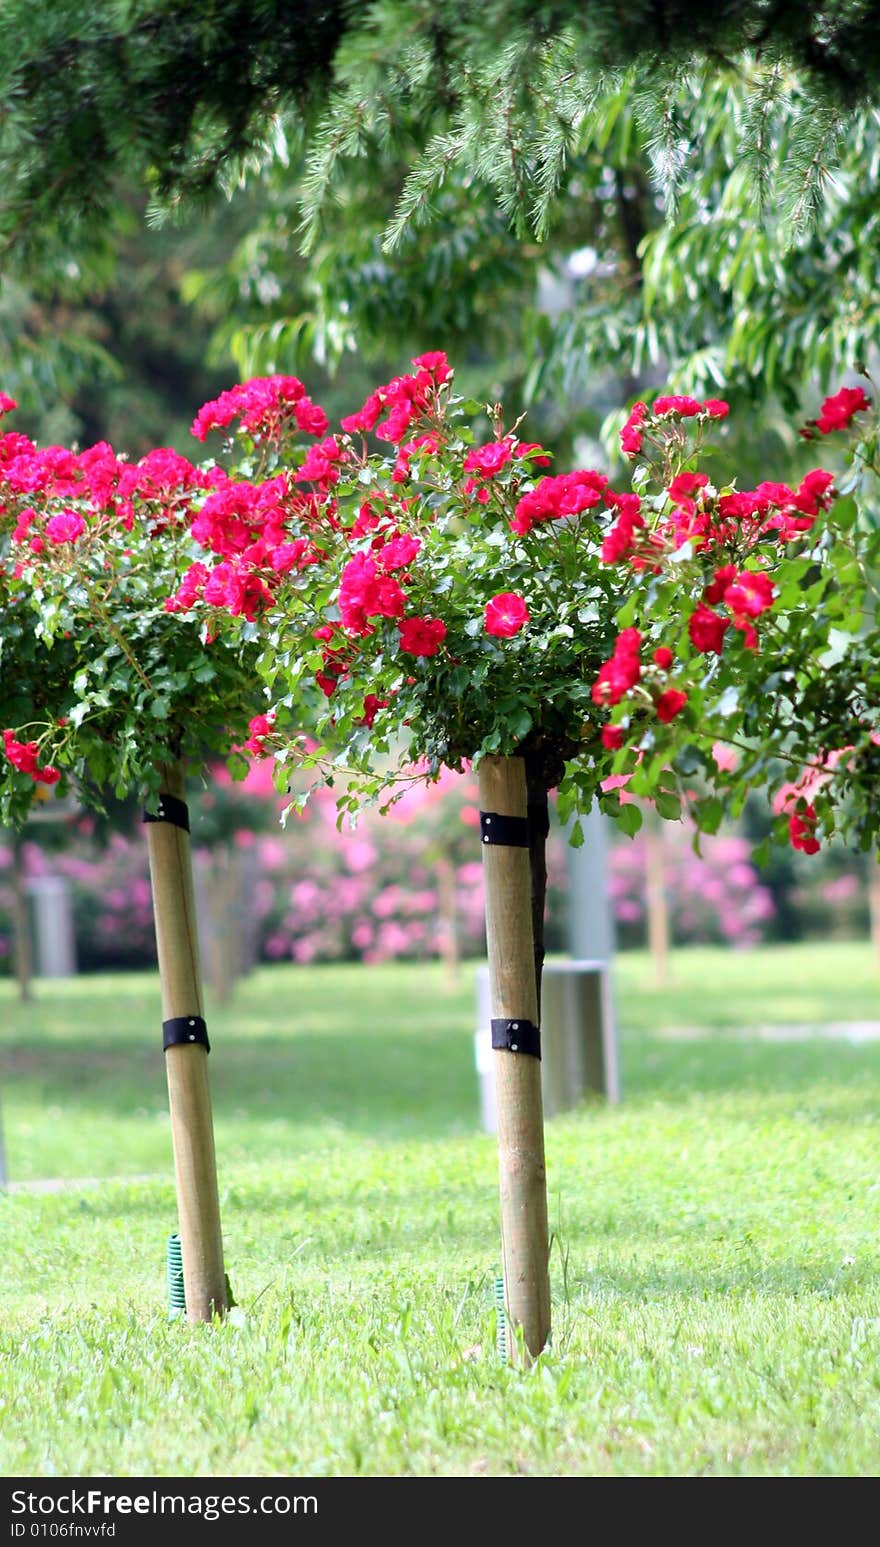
<box><xmin>145</xmin><ymin>760</ymin><xmax>227</xmax><ymax>1323</ymax></box>
<box><xmin>526</xmin><ymin>774</ymin><xmax>549</xmax><ymax>1014</ymax></box>
<box><xmin>478</xmin><ymin>753</ymin><xmax>550</xmax><ymax>1362</ymax></box>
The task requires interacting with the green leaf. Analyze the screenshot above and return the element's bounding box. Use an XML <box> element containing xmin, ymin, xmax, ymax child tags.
<box><xmin>615</xmin><ymin>802</ymin><xmax>643</xmax><ymax>838</ymax></box>
<box><xmin>694</xmin><ymin>796</ymin><xmax>724</xmax><ymax>834</ymax></box>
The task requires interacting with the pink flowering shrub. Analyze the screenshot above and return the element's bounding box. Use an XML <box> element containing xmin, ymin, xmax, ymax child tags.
<box><xmin>609</xmin><ymin>829</ymin><xmax>776</xmax><ymax>948</ymax></box>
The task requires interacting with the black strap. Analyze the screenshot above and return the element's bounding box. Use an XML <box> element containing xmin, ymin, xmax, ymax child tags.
<box><xmin>142</xmin><ymin>793</ymin><xmax>190</xmax><ymax>832</ymax></box>
<box><xmin>163</xmin><ymin>1016</ymin><xmax>210</xmax><ymax>1053</ymax></box>
<box><xmin>480</xmin><ymin>811</ymin><xmax>529</xmax><ymax>847</ymax></box>
<box><xmin>491</xmin><ymin>1017</ymin><xmax>541</xmax><ymax>1059</ymax></box>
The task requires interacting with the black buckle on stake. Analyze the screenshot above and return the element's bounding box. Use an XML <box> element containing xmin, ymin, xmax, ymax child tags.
<box><xmin>491</xmin><ymin>1018</ymin><xmax>541</xmax><ymax>1059</ymax></box>
<box><xmin>142</xmin><ymin>793</ymin><xmax>190</xmax><ymax>832</ymax></box>
<box><xmin>480</xmin><ymin>811</ymin><xmax>530</xmax><ymax>847</ymax></box>
<box><xmin>163</xmin><ymin>1016</ymin><xmax>210</xmax><ymax>1053</ymax></box>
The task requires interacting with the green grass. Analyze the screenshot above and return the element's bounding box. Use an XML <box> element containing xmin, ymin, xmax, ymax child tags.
<box><xmin>1</xmin><ymin>944</ymin><xmax>879</xmax><ymax>1476</ymax></box>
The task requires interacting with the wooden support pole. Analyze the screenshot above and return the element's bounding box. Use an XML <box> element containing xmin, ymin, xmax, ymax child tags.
<box><xmin>478</xmin><ymin>754</ymin><xmax>550</xmax><ymax>1361</ymax></box>
<box><xmin>145</xmin><ymin>761</ymin><xmax>226</xmax><ymax>1323</ymax></box>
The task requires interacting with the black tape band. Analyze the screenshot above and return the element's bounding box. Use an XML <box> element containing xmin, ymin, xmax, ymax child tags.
<box><xmin>142</xmin><ymin>793</ymin><xmax>190</xmax><ymax>832</ymax></box>
<box><xmin>527</xmin><ymin>801</ymin><xmax>550</xmax><ymax>839</ymax></box>
<box><xmin>480</xmin><ymin>811</ymin><xmax>529</xmax><ymax>847</ymax></box>
<box><xmin>491</xmin><ymin>1017</ymin><xmax>541</xmax><ymax>1059</ymax></box>
<box><xmin>163</xmin><ymin>1016</ymin><xmax>210</xmax><ymax>1053</ymax></box>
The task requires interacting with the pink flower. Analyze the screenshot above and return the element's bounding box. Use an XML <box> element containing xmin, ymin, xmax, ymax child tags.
<box><xmin>712</xmin><ymin>742</ymin><xmax>739</xmax><ymax>773</ymax></box>
<box><xmin>0</xmin><ymin>393</ymin><xmax>18</xmax><ymax>415</ymax></box>
<box><xmin>378</xmin><ymin>533</ymin><xmax>421</xmax><ymax>570</ymax></box>
<box><xmin>592</xmin><ymin>628</ymin><xmax>642</xmax><ymax>706</ymax></box>
<box><xmin>463</xmin><ymin>441</ymin><xmax>512</xmax><ymax>477</ymax></box>
<box><xmin>398</xmin><ymin>617</ymin><xmax>447</xmax><ymax>656</ymax></box>
<box><xmin>620</xmin><ymin>402</ymin><xmax>647</xmax><ymax>456</ymax></box>
<box><xmin>243</xmin><ymin>712</ymin><xmax>276</xmax><ymax>757</ymax></box>
<box><xmin>652</xmin><ymin>646</ymin><xmax>674</xmax><ymax>669</ymax></box>
<box><xmin>667</xmin><ymin>472</ymin><xmax>709</xmax><ymax>500</ymax></box>
<box><xmin>45</xmin><ymin>510</ymin><xmax>86</xmax><ymax>544</ymax></box>
<box><xmin>512</xmin><ymin>469</ymin><xmax>607</xmax><ymax>535</ymax></box>
<box><xmin>652</xmin><ymin>394</ymin><xmax>703</xmax><ymax>418</ymax></box>
<box><xmin>339</xmin><ymin>551</ymin><xmax>406</xmax><ymax>635</ymax></box>
<box><xmin>411</xmin><ymin>351</ymin><xmax>451</xmax><ymax>382</ymax></box>
<box><xmin>484</xmin><ymin>593</ymin><xmax>529</xmax><ymax>638</ymax></box>
<box><xmin>723</xmin><ymin>569</ymin><xmax>774</xmax><ymax>619</ymax></box>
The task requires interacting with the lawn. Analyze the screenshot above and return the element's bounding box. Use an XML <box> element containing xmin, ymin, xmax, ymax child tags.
<box><xmin>1</xmin><ymin>944</ymin><xmax>879</xmax><ymax>1476</ymax></box>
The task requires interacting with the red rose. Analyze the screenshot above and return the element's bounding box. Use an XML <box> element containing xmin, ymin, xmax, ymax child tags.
<box><xmin>601</xmin><ymin>726</ymin><xmax>625</xmax><ymax>750</ymax></box>
<box><xmin>789</xmin><ymin>803</ymin><xmax>821</xmax><ymax>854</ymax></box>
<box><xmin>704</xmin><ymin>564</ymin><xmax>738</xmax><ymax>606</ymax></box>
<box><xmin>463</xmin><ymin>441</ymin><xmax>512</xmax><ymax>477</ymax></box>
<box><xmin>656</xmin><ymin>688</ymin><xmax>687</xmax><ymax>723</ymax></box>
<box><xmin>723</xmin><ymin>569</ymin><xmax>774</xmax><ymax>619</ymax></box>
<box><xmin>688</xmin><ymin>603</ymin><xmax>729</xmax><ymax>655</ymax></box>
<box><xmin>667</xmin><ymin>472</ymin><xmax>708</xmax><ymax>500</ymax></box>
<box><xmin>620</xmin><ymin>401</ymin><xmax>647</xmax><ymax>456</ymax></box>
<box><xmin>398</xmin><ymin>616</ymin><xmax>447</xmax><ymax>656</ymax></box>
<box><xmin>652</xmin><ymin>646</ymin><xmax>674</xmax><ymax>669</ymax></box>
<box><xmin>815</xmin><ymin>386</ymin><xmax>870</xmax><ymax>435</ymax></box>
<box><xmin>484</xmin><ymin>592</ymin><xmax>530</xmax><ymax>638</ymax></box>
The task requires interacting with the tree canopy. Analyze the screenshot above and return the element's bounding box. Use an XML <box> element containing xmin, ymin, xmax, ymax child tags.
<box><xmin>3</xmin><ymin>2</ymin><xmax>880</xmax><ymax>260</ymax></box>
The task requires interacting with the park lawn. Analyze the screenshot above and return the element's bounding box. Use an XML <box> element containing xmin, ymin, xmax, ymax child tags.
<box><xmin>1</xmin><ymin>943</ymin><xmax>879</xmax><ymax>1476</ymax></box>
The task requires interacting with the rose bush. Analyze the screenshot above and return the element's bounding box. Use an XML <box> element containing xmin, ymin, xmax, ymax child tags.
<box><xmin>1</xmin><ymin>360</ymin><xmax>877</xmax><ymax>862</ymax></box>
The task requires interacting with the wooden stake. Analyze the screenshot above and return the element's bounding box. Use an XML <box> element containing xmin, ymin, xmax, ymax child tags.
<box><xmin>478</xmin><ymin>754</ymin><xmax>550</xmax><ymax>1360</ymax></box>
<box><xmin>145</xmin><ymin>761</ymin><xmax>226</xmax><ymax>1323</ymax></box>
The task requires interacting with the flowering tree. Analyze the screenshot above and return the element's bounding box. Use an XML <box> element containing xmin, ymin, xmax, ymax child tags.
<box><xmin>2</xmin><ymin>360</ymin><xmax>876</xmax><ymax>1354</ymax></box>
<box><xmin>0</xmin><ymin>381</ymin><xmax>332</xmax><ymax>1323</ymax></box>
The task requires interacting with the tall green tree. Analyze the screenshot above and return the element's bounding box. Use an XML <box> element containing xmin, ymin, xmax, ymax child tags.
<box><xmin>3</xmin><ymin>2</ymin><xmax>880</xmax><ymax>259</ymax></box>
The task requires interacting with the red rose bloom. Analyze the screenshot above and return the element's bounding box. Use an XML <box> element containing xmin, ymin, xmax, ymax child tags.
<box><xmin>815</xmin><ymin>385</ymin><xmax>870</xmax><ymax>435</ymax></box>
<box><xmin>484</xmin><ymin>593</ymin><xmax>530</xmax><ymax>638</ymax></box>
<box><xmin>620</xmin><ymin>402</ymin><xmax>647</xmax><ymax>456</ymax></box>
<box><xmin>463</xmin><ymin>441</ymin><xmax>512</xmax><ymax>477</ymax></box>
<box><xmin>601</xmin><ymin>726</ymin><xmax>625</xmax><ymax>750</ymax></box>
<box><xmin>592</xmin><ymin>628</ymin><xmax>642</xmax><ymax>706</ymax></box>
<box><xmin>655</xmin><ymin>688</ymin><xmax>688</xmax><ymax>723</ymax></box>
<box><xmin>652</xmin><ymin>646</ymin><xmax>674</xmax><ymax>669</ymax></box>
<box><xmin>398</xmin><ymin>616</ymin><xmax>447</xmax><ymax>656</ymax></box>
<box><xmin>688</xmin><ymin>603</ymin><xmax>729</xmax><ymax>655</ymax></box>
<box><xmin>704</xmin><ymin>564</ymin><xmax>738</xmax><ymax>605</ymax></box>
<box><xmin>789</xmin><ymin>803</ymin><xmax>821</xmax><ymax>854</ymax></box>
<box><xmin>667</xmin><ymin>472</ymin><xmax>708</xmax><ymax>500</ymax></box>
<box><xmin>723</xmin><ymin>569</ymin><xmax>774</xmax><ymax>619</ymax></box>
